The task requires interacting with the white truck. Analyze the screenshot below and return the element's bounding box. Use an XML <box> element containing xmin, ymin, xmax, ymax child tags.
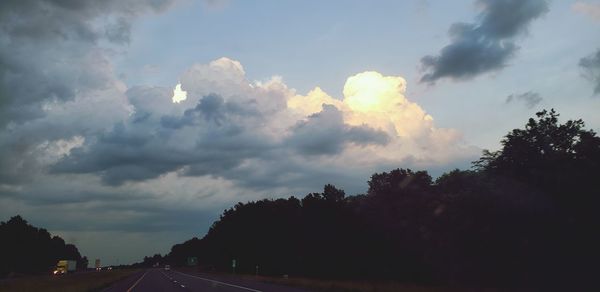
<box><xmin>54</xmin><ymin>260</ymin><xmax>77</xmax><ymax>275</ymax></box>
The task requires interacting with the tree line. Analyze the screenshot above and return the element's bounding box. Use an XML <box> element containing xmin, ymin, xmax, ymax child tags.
<box><xmin>0</xmin><ymin>215</ymin><xmax>87</xmax><ymax>277</ymax></box>
<box><xmin>149</xmin><ymin>109</ymin><xmax>599</xmax><ymax>288</ymax></box>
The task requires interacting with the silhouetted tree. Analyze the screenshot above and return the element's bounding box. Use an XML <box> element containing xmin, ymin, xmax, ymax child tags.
<box><xmin>0</xmin><ymin>216</ymin><xmax>86</xmax><ymax>276</ymax></box>
<box><xmin>161</xmin><ymin>109</ymin><xmax>598</xmax><ymax>289</ymax></box>
<box><xmin>322</xmin><ymin>184</ymin><xmax>345</xmax><ymax>202</ymax></box>
<box><xmin>476</xmin><ymin>109</ymin><xmax>600</xmax><ymax>202</ymax></box>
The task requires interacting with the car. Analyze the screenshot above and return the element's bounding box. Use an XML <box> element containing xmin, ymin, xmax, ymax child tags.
<box><xmin>164</xmin><ymin>265</ymin><xmax>170</xmax><ymax>271</ymax></box>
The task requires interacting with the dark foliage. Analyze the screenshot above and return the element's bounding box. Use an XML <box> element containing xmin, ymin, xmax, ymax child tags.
<box><xmin>129</xmin><ymin>253</ymin><xmax>166</xmax><ymax>268</ymax></box>
<box><xmin>143</xmin><ymin>110</ymin><xmax>600</xmax><ymax>288</ymax></box>
<box><xmin>0</xmin><ymin>216</ymin><xmax>86</xmax><ymax>276</ymax></box>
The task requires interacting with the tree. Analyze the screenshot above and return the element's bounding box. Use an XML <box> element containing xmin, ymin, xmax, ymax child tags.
<box><xmin>322</xmin><ymin>184</ymin><xmax>345</xmax><ymax>202</ymax></box>
<box><xmin>472</xmin><ymin>109</ymin><xmax>600</xmax><ymax>287</ymax></box>
<box><xmin>155</xmin><ymin>110</ymin><xmax>597</xmax><ymax>288</ymax></box>
<box><xmin>367</xmin><ymin>168</ymin><xmax>432</xmax><ymax>197</ymax></box>
<box><xmin>475</xmin><ymin>109</ymin><xmax>600</xmax><ymax>202</ymax></box>
<box><xmin>0</xmin><ymin>215</ymin><xmax>86</xmax><ymax>276</ymax></box>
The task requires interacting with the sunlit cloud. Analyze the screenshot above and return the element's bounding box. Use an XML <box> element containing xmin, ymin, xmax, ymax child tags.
<box><xmin>172</xmin><ymin>83</ymin><xmax>187</xmax><ymax>103</ymax></box>
<box><xmin>343</xmin><ymin>71</ymin><xmax>407</xmax><ymax>113</ymax></box>
<box><xmin>288</xmin><ymin>70</ymin><xmax>474</xmax><ymax>165</ymax></box>
<box><xmin>291</xmin><ymin>71</ymin><xmax>436</xmax><ymax>139</ymax></box>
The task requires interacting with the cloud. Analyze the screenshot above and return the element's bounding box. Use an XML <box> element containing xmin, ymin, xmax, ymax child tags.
<box><xmin>1</xmin><ymin>42</ymin><xmax>477</xmax><ymax>263</ymax></box>
<box><xmin>0</xmin><ymin>0</ymin><xmax>178</xmax><ymax>185</ymax></box>
<box><xmin>46</xmin><ymin>60</ymin><xmax>476</xmax><ymax>188</ymax></box>
<box><xmin>202</xmin><ymin>0</ymin><xmax>230</xmax><ymax>10</ymax></box>
<box><xmin>415</xmin><ymin>0</ymin><xmax>430</xmax><ymax>14</ymax></box>
<box><xmin>0</xmin><ymin>0</ymin><xmax>177</xmax><ymax>125</ymax></box>
<box><xmin>289</xmin><ymin>71</ymin><xmax>458</xmax><ymax>144</ymax></box>
<box><xmin>50</xmin><ymin>59</ymin><xmax>287</xmax><ymax>185</ymax></box>
<box><xmin>172</xmin><ymin>83</ymin><xmax>188</xmax><ymax>103</ymax></box>
<box><xmin>573</xmin><ymin>1</ymin><xmax>600</xmax><ymax>21</ymax></box>
<box><xmin>286</xmin><ymin>105</ymin><xmax>390</xmax><ymax>156</ymax></box>
<box><xmin>420</xmin><ymin>0</ymin><xmax>549</xmax><ymax>84</ymax></box>
<box><xmin>506</xmin><ymin>91</ymin><xmax>543</xmax><ymax>108</ymax></box>
<box><xmin>0</xmin><ymin>1</ymin><xmax>478</xmax><ymax>266</ymax></box>
<box><xmin>579</xmin><ymin>49</ymin><xmax>600</xmax><ymax>95</ymax></box>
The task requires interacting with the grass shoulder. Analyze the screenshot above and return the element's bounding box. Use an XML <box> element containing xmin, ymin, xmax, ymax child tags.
<box><xmin>0</xmin><ymin>269</ymin><xmax>139</xmax><ymax>292</ymax></box>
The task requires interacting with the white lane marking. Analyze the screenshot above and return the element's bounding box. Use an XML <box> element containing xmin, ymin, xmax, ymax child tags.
<box><xmin>174</xmin><ymin>271</ymin><xmax>262</xmax><ymax>292</ymax></box>
<box><xmin>159</xmin><ymin>270</ymin><xmax>187</xmax><ymax>289</ymax></box>
<box><xmin>126</xmin><ymin>270</ymin><xmax>148</xmax><ymax>292</ymax></box>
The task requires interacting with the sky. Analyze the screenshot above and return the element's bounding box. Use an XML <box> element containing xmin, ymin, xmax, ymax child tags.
<box><xmin>1</xmin><ymin>0</ymin><xmax>599</xmax><ymax>266</ymax></box>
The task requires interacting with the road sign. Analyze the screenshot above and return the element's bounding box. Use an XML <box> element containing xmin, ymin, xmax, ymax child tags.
<box><xmin>187</xmin><ymin>257</ymin><xmax>198</xmax><ymax>266</ymax></box>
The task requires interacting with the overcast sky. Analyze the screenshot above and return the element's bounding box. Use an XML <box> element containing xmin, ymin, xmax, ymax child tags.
<box><xmin>1</xmin><ymin>0</ymin><xmax>599</xmax><ymax>266</ymax></box>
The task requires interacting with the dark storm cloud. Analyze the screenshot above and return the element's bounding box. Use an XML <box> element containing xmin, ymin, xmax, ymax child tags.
<box><xmin>0</xmin><ymin>0</ymin><xmax>178</xmax><ymax>185</ymax></box>
<box><xmin>219</xmin><ymin>153</ymin><xmax>377</xmax><ymax>194</ymax></box>
<box><xmin>286</xmin><ymin>105</ymin><xmax>390</xmax><ymax>156</ymax></box>
<box><xmin>0</xmin><ymin>0</ymin><xmax>173</xmax><ymax>40</ymax></box>
<box><xmin>420</xmin><ymin>0</ymin><xmax>549</xmax><ymax>84</ymax></box>
<box><xmin>579</xmin><ymin>49</ymin><xmax>600</xmax><ymax>95</ymax></box>
<box><xmin>161</xmin><ymin>93</ymin><xmax>258</xmax><ymax>129</ymax></box>
<box><xmin>51</xmin><ymin>122</ymin><xmax>182</xmax><ymax>185</ymax></box>
<box><xmin>52</xmin><ymin>93</ymin><xmax>274</xmax><ymax>185</ymax></box>
<box><xmin>105</xmin><ymin>17</ymin><xmax>133</xmax><ymax>44</ymax></box>
<box><xmin>0</xmin><ymin>0</ymin><xmax>176</xmax><ymax>125</ymax></box>
<box><xmin>52</xmin><ymin>97</ymin><xmax>389</xmax><ymax>187</ymax></box>
<box><xmin>506</xmin><ymin>91</ymin><xmax>543</xmax><ymax>108</ymax></box>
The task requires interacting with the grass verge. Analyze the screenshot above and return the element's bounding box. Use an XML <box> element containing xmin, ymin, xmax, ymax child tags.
<box><xmin>0</xmin><ymin>269</ymin><xmax>138</xmax><ymax>292</ymax></box>
<box><xmin>175</xmin><ymin>268</ymin><xmax>463</xmax><ymax>292</ymax></box>
<box><xmin>248</xmin><ymin>275</ymin><xmax>450</xmax><ymax>292</ymax></box>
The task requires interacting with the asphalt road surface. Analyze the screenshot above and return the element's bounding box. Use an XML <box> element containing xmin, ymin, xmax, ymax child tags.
<box><xmin>103</xmin><ymin>269</ymin><xmax>311</xmax><ymax>292</ymax></box>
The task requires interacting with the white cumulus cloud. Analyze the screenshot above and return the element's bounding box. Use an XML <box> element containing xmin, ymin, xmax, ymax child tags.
<box><xmin>288</xmin><ymin>71</ymin><xmax>474</xmax><ymax>164</ymax></box>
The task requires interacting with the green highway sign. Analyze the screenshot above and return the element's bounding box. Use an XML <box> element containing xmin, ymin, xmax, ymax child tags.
<box><xmin>187</xmin><ymin>257</ymin><xmax>198</xmax><ymax>266</ymax></box>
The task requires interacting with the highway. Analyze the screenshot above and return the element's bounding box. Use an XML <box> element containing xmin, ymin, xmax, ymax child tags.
<box><xmin>103</xmin><ymin>269</ymin><xmax>311</xmax><ymax>292</ymax></box>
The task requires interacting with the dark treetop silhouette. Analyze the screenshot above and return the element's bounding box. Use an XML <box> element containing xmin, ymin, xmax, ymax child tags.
<box><xmin>153</xmin><ymin>110</ymin><xmax>599</xmax><ymax>289</ymax></box>
<box><xmin>0</xmin><ymin>216</ymin><xmax>87</xmax><ymax>276</ymax></box>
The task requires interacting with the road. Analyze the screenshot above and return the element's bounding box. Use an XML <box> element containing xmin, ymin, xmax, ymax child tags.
<box><xmin>103</xmin><ymin>269</ymin><xmax>312</xmax><ymax>292</ymax></box>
